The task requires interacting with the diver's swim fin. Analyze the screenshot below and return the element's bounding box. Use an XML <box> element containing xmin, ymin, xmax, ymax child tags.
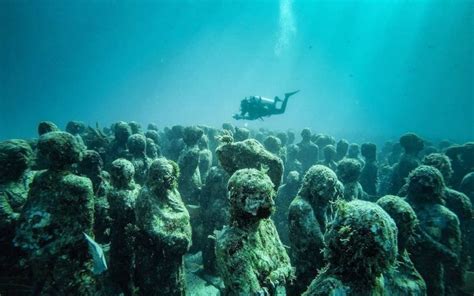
<box><xmin>284</xmin><ymin>90</ymin><xmax>300</xmax><ymax>98</ymax></box>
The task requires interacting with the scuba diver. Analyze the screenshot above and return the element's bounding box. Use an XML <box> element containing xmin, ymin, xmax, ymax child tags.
<box><xmin>233</xmin><ymin>90</ymin><xmax>300</xmax><ymax>120</ymax></box>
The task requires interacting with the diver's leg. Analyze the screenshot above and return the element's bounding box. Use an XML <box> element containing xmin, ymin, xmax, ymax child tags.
<box><xmin>274</xmin><ymin>90</ymin><xmax>299</xmax><ymax>114</ymax></box>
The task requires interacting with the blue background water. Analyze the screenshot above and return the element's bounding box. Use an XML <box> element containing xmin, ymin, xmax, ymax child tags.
<box><xmin>1</xmin><ymin>0</ymin><xmax>473</xmax><ymax>143</ymax></box>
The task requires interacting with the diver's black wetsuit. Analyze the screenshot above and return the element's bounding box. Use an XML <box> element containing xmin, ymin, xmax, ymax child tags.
<box><xmin>233</xmin><ymin>90</ymin><xmax>299</xmax><ymax>120</ymax></box>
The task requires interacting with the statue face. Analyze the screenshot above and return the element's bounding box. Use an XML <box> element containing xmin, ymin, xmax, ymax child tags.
<box><xmin>241</xmin><ymin>191</ymin><xmax>275</xmax><ymax>219</ymax></box>
<box><xmin>228</xmin><ymin>169</ymin><xmax>276</xmax><ymax>221</ymax></box>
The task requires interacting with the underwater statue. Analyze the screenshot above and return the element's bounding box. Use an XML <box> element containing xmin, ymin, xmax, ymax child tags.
<box><xmin>376</xmin><ymin>195</ymin><xmax>427</xmax><ymax>296</ymax></box>
<box><xmin>421</xmin><ymin>153</ymin><xmax>472</xmax><ymax>295</ymax></box>
<box><xmin>0</xmin><ymin>139</ymin><xmax>35</xmax><ymax>292</ymax></box>
<box><xmin>337</xmin><ymin>158</ymin><xmax>367</xmax><ymax>201</ymax></box>
<box><xmin>78</xmin><ymin>150</ymin><xmax>112</xmax><ymax>244</ymax></box>
<box><xmin>312</xmin><ymin>134</ymin><xmax>336</xmax><ymax>160</ymax></box>
<box><xmin>321</xmin><ymin>144</ymin><xmax>338</xmax><ymax>172</ymax></box>
<box><xmin>390</xmin><ymin>133</ymin><xmax>424</xmax><ymax>194</ymax></box>
<box><xmin>126</xmin><ymin>134</ymin><xmax>151</xmax><ymax>186</ymax></box>
<box><xmin>460</xmin><ymin>171</ymin><xmax>474</xmax><ymax>206</ymax></box>
<box><xmin>233</xmin><ymin>90</ymin><xmax>300</xmax><ymax>120</ymax></box>
<box><xmin>276</xmin><ymin>131</ymin><xmax>289</xmax><ymax>148</ymax></box>
<box><xmin>460</xmin><ymin>171</ymin><xmax>474</xmax><ymax>271</ymax></box>
<box><xmin>302</xmin><ymin>200</ymin><xmax>398</xmax><ymax>296</ymax></box>
<box><xmin>287</xmin><ymin>130</ymin><xmax>296</xmax><ymax>146</ymax></box>
<box><xmin>14</xmin><ymin>131</ymin><xmax>96</xmax><ymax>295</ymax></box>
<box><xmin>178</xmin><ymin>126</ymin><xmax>204</xmax><ymax>205</ymax></box>
<box><xmin>215</xmin><ymin>168</ymin><xmax>294</xmax><ymax>295</ymax></box>
<box><xmin>107</xmin><ymin>121</ymin><xmax>132</xmax><ymax>167</ymax></box>
<box><xmin>128</xmin><ymin>121</ymin><xmax>143</xmax><ymax>135</ymax></box>
<box><xmin>388</xmin><ymin>142</ymin><xmax>403</xmax><ymax>166</ymax></box>
<box><xmin>347</xmin><ymin>143</ymin><xmax>365</xmax><ymax>168</ymax></box>
<box><xmin>135</xmin><ymin>158</ymin><xmax>192</xmax><ymax>296</ymax></box>
<box><xmin>297</xmin><ymin>128</ymin><xmax>319</xmax><ymax>173</ymax></box>
<box><xmin>200</xmin><ymin>166</ymin><xmax>230</xmax><ymax>275</ymax></box>
<box><xmin>288</xmin><ymin>165</ymin><xmax>343</xmax><ymax>296</ymax></box>
<box><xmin>216</xmin><ymin>137</ymin><xmax>284</xmax><ymax>189</ymax></box>
<box><xmin>360</xmin><ymin>143</ymin><xmax>378</xmax><ymax>197</ymax></box>
<box><xmin>445</xmin><ymin>142</ymin><xmax>474</xmax><ymax>188</ymax></box>
<box><xmin>37</xmin><ymin>121</ymin><xmax>60</xmax><ymax>136</ymax></box>
<box><xmin>264</xmin><ymin>135</ymin><xmax>285</xmax><ymax>161</ymax></box>
<box><xmin>164</xmin><ymin>125</ymin><xmax>186</xmax><ymax>162</ymax></box>
<box><xmin>177</xmin><ymin>127</ymin><xmax>203</xmax><ymax>252</ymax></box>
<box><xmin>335</xmin><ymin>139</ymin><xmax>349</xmax><ymax>162</ymax></box>
<box><xmin>145</xmin><ymin>129</ymin><xmax>162</xmax><ymax>158</ymax></box>
<box><xmin>285</xmin><ymin>144</ymin><xmax>303</xmax><ymax>178</ymax></box>
<box><xmin>145</xmin><ymin>137</ymin><xmax>159</xmax><ymax>159</ymax></box>
<box><xmin>405</xmin><ymin>165</ymin><xmax>461</xmax><ymax>296</ymax></box>
<box><xmin>233</xmin><ymin>127</ymin><xmax>250</xmax><ymax>142</ymax></box>
<box><xmin>65</xmin><ymin>120</ymin><xmax>87</xmax><ymax>148</ymax></box>
<box><xmin>107</xmin><ymin>158</ymin><xmax>141</xmax><ymax>295</ymax></box>
<box><xmin>198</xmin><ymin>134</ymin><xmax>213</xmax><ymax>183</ymax></box>
<box><xmin>145</xmin><ymin>129</ymin><xmax>160</xmax><ymax>145</ymax></box>
<box><xmin>273</xmin><ymin>170</ymin><xmax>301</xmax><ymax>245</ymax></box>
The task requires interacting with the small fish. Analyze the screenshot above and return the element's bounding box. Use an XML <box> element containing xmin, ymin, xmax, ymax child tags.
<box><xmin>83</xmin><ymin>232</ymin><xmax>108</xmax><ymax>275</ymax></box>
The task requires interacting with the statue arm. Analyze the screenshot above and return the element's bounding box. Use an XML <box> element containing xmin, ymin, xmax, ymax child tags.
<box><xmin>0</xmin><ymin>192</ymin><xmax>19</xmax><ymax>229</ymax></box>
<box><xmin>288</xmin><ymin>201</ymin><xmax>324</xmax><ymax>255</ymax></box>
<box><xmin>217</xmin><ymin>246</ymin><xmax>263</xmax><ymax>294</ymax></box>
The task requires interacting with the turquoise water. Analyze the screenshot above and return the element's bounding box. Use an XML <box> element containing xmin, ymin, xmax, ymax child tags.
<box><xmin>1</xmin><ymin>0</ymin><xmax>473</xmax><ymax>142</ymax></box>
<box><xmin>1</xmin><ymin>2</ymin><xmax>473</xmax><ymax>295</ymax></box>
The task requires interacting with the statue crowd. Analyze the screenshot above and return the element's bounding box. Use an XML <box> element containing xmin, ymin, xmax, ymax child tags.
<box><xmin>0</xmin><ymin>120</ymin><xmax>472</xmax><ymax>295</ymax></box>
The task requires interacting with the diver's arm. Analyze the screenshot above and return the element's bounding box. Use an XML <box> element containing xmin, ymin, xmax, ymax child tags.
<box><xmin>233</xmin><ymin>113</ymin><xmax>260</xmax><ymax>121</ymax></box>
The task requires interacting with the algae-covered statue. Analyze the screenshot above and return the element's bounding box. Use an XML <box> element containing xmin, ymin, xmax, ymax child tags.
<box><xmin>233</xmin><ymin>127</ymin><xmax>250</xmax><ymax>142</ymax></box>
<box><xmin>127</xmin><ymin>134</ymin><xmax>151</xmax><ymax>186</ymax></box>
<box><xmin>198</xmin><ymin>134</ymin><xmax>213</xmax><ymax>183</ymax></box>
<box><xmin>347</xmin><ymin>143</ymin><xmax>365</xmax><ymax>168</ymax></box>
<box><xmin>312</xmin><ymin>134</ymin><xmax>336</xmax><ymax>160</ymax></box>
<box><xmin>146</xmin><ymin>137</ymin><xmax>159</xmax><ymax>159</ymax></box>
<box><xmin>37</xmin><ymin>121</ymin><xmax>60</xmax><ymax>136</ymax></box>
<box><xmin>14</xmin><ymin>131</ymin><xmax>96</xmax><ymax>295</ymax></box>
<box><xmin>200</xmin><ymin>166</ymin><xmax>230</xmax><ymax>275</ymax></box>
<box><xmin>178</xmin><ymin>126</ymin><xmax>204</xmax><ymax>252</ymax></box>
<box><xmin>360</xmin><ymin>143</ymin><xmax>378</xmax><ymax>197</ymax></box>
<box><xmin>273</xmin><ymin>170</ymin><xmax>301</xmax><ymax>245</ymax></box>
<box><xmin>285</xmin><ymin>144</ymin><xmax>303</xmax><ymax>178</ymax></box>
<box><xmin>164</xmin><ymin>125</ymin><xmax>186</xmax><ymax>162</ymax></box>
<box><xmin>405</xmin><ymin>165</ymin><xmax>461</xmax><ymax>296</ymax></box>
<box><xmin>233</xmin><ymin>90</ymin><xmax>299</xmax><ymax>120</ymax></box>
<box><xmin>321</xmin><ymin>144</ymin><xmax>337</xmax><ymax>172</ymax></box>
<box><xmin>288</xmin><ymin>165</ymin><xmax>343</xmax><ymax>296</ymax></box>
<box><xmin>215</xmin><ymin>168</ymin><xmax>294</xmax><ymax>295</ymax></box>
<box><xmin>65</xmin><ymin>120</ymin><xmax>87</xmax><ymax>148</ymax></box>
<box><xmin>337</xmin><ymin>158</ymin><xmax>366</xmax><ymax>201</ymax></box>
<box><xmin>264</xmin><ymin>135</ymin><xmax>285</xmax><ymax>160</ymax></box>
<box><xmin>178</xmin><ymin>126</ymin><xmax>203</xmax><ymax>204</ymax></box>
<box><xmin>0</xmin><ymin>139</ymin><xmax>35</xmax><ymax>292</ymax></box>
<box><xmin>390</xmin><ymin>133</ymin><xmax>424</xmax><ymax>194</ymax></box>
<box><xmin>135</xmin><ymin>158</ymin><xmax>192</xmax><ymax>296</ymax></box>
<box><xmin>422</xmin><ymin>152</ymin><xmax>472</xmax><ymax>295</ymax></box>
<box><xmin>303</xmin><ymin>200</ymin><xmax>398</xmax><ymax>296</ymax></box>
<box><xmin>376</xmin><ymin>195</ymin><xmax>427</xmax><ymax>296</ymax></box>
<box><xmin>78</xmin><ymin>150</ymin><xmax>111</xmax><ymax>244</ymax></box>
<box><xmin>108</xmin><ymin>158</ymin><xmax>141</xmax><ymax>295</ymax></box>
<box><xmin>216</xmin><ymin>137</ymin><xmax>284</xmax><ymax>189</ymax></box>
<box><xmin>297</xmin><ymin>128</ymin><xmax>319</xmax><ymax>173</ymax></box>
<box><xmin>128</xmin><ymin>121</ymin><xmax>143</xmax><ymax>135</ymax></box>
<box><xmin>336</xmin><ymin>139</ymin><xmax>349</xmax><ymax>162</ymax></box>
<box><xmin>107</xmin><ymin>121</ymin><xmax>132</xmax><ymax>167</ymax></box>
